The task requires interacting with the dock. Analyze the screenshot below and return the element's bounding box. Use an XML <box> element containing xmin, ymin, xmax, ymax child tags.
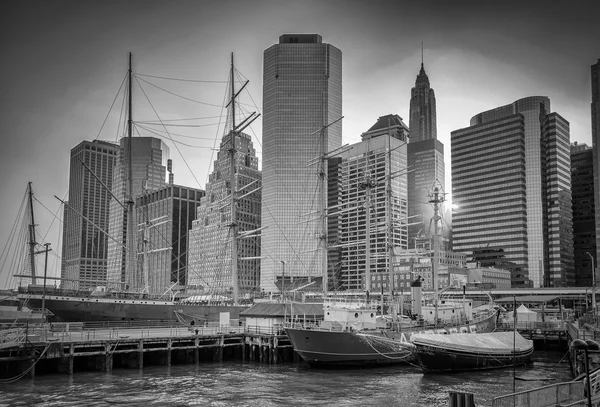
<box><xmin>0</xmin><ymin>323</ymin><xmax>296</xmax><ymax>380</ymax></box>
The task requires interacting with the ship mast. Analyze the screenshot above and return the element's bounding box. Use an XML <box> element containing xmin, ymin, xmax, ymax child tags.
<box><xmin>386</xmin><ymin>120</ymin><xmax>395</xmax><ymax>320</ymax></box>
<box><xmin>125</xmin><ymin>52</ymin><xmax>136</xmax><ymax>292</ymax></box>
<box><xmin>361</xmin><ymin>172</ymin><xmax>376</xmax><ymax>293</ymax></box>
<box><xmin>229</xmin><ymin>53</ymin><xmax>239</xmax><ymax>306</ymax></box>
<box><xmin>429</xmin><ymin>186</ymin><xmax>444</xmax><ymax>327</ymax></box>
<box><xmin>27</xmin><ymin>182</ymin><xmax>38</xmax><ymax>285</ymax></box>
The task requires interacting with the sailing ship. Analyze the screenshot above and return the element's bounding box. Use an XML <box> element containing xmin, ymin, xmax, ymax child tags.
<box><xmin>410</xmin><ymin>331</ymin><xmax>534</xmax><ymax>373</ymax></box>
<box><xmin>11</xmin><ymin>54</ymin><xmax>259</xmax><ymax>323</ymax></box>
<box><xmin>286</xmin><ymin>131</ymin><xmax>499</xmax><ymax>366</ymax></box>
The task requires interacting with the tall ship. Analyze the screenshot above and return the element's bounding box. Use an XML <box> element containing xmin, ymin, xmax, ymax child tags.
<box><xmin>286</xmin><ymin>147</ymin><xmax>500</xmax><ymax>366</ymax></box>
<box><xmin>5</xmin><ymin>54</ymin><xmax>261</xmax><ymax>323</ymax></box>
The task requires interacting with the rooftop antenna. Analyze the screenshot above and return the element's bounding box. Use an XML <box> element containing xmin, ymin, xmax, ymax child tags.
<box><xmin>421</xmin><ymin>42</ymin><xmax>424</xmax><ymax>67</ymax></box>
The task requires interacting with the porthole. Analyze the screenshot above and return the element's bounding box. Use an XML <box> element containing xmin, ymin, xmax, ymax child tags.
<box><xmin>355</xmin><ymin>313</ymin><xmax>359</xmax><ymax>318</ymax></box>
<box><xmin>370</xmin><ymin>313</ymin><xmax>374</xmax><ymax>318</ymax></box>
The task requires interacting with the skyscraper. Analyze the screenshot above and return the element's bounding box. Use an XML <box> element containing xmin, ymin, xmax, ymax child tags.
<box><xmin>571</xmin><ymin>142</ymin><xmax>596</xmax><ymax>286</ymax></box>
<box><xmin>451</xmin><ymin>97</ymin><xmax>573</xmax><ymax>288</ymax></box>
<box><xmin>188</xmin><ymin>130</ymin><xmax>261</xmax><ymax>295</ymax></box>
<box><xmin>329</xmin><ymin>114</ymin><xmax>409</xmax><ymax>291</ymax></box>
<box><xmin>61</xmin><ymin>140</ymin><xmax>118</xmax><ymax>290</ymax></box>
<box><xmin>408</xmin><ymin>62</ymin><xmax>445</xmax><ymax>247</ymax></box>
<box><xmin>261</xmin><ymin>34</ymin><xmax>342</xmax><ymax>293</ymax></box>
<box><xmin>135</xmin><ymin>184</ymin><xmax>204</xmax><ymax>294</ymax></box>
<box><xmin>591</xmin><ymin>59</ymin><xmax>600</xmax><ymax>278</ymax></box>
<box><xmin>106</xmin><ymin>137</ymin><xmax>169</xmax><ymax>290</ymax></box>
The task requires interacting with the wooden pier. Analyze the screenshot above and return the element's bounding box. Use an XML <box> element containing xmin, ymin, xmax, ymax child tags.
<box><xmin>0</xmin><ymin>324</ymin><xmax>297</xmax><ymax>380</ymax></box>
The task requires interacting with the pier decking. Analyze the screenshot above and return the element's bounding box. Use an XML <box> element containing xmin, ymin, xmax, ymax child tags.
<box><xmin>0</xmin><ymin>323</ymin><xmax>296</xmax><ymax>380</ymax></box>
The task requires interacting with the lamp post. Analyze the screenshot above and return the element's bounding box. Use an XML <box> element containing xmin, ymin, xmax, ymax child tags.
<box><xmin>586</xmin><ymin>252</ymin><xmax>596</xmax><ymax>324</ymax></box>
<box><xmin>571</xmin><ymin>339</ymin><xmax>600</xmax><ymax>407</ymax></box>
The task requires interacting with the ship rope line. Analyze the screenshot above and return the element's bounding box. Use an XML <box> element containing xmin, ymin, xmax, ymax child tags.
<box><xmin>0</xmin><ymin>343</ymin><xmax>51</xmax><ymax>384</ymax></box>
<box><xmin>357</xmin><ymin>333</ymin><xmax>419</xmax><ymax>364</ymax></box>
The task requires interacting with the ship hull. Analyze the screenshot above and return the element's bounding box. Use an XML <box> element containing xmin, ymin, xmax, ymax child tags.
<box><xmin>286</xmin><ymin>327</ymin><xmax>414</xmax><ymax>367</ymax></box>
<box><xmin>22</xmin><ymin>294</ymin><xmax>247</xmax><ymax>322</ymax></box>
<box><xmin>413</xmin><ymin>345</ymin><xmax>533</xmax><ymax>373</ymax></box>
<box><xmin>286</xmin><ymin>312</ymin><xmax>499</xmax><ymax>368</ymax></box>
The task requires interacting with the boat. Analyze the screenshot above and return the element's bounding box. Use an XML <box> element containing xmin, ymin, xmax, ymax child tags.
<box><xmin>286</xmin><ymin>169</ymin><xmax>500</xmax><ymax>367</ymax></box>
<box><xmin>0</xmin><ymin>289</ymin><xmax>45</xmax><ymax>326</ymax></box>
<box><xmin>9</xmin><ymin>54</ymin><xmax>259</xmax><ymax>323</ymax></box>
<box><xmin>285</xmin><ymin>280</ymin><xmax>499</xmax><ymax>367</ymax></box>
<box><xmin>410</xmin><ymin>331</ymin><xmax>534</xmax><ymax>373</ymax></box>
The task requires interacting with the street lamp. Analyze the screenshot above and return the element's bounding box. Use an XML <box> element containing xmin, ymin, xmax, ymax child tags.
<box><xmin>586</xmin><ymin>252</ymin><xmax>596</xmax><ymax>324</ymax></box>
<box><xmin>571</xmin><ymin>339</ymin><xmax>600</xmax><ymax>407</ymax></box>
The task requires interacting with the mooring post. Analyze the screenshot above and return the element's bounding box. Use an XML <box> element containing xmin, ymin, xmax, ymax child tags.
<box><xmin>273</xmin><ymin>336</ymin><xmax>278</xmax><ymax>365</ymax></box>
<box><xmin>448</xmin><ymin>391</ymin><xmax>475</xmax><ymax>407</ymax></box>
<box><xmin>28</xmin><ymin>348</ymin><xmax>36</xmax><ymax>379</ymax></box>
<box><xmin>195</xmin><ymin>337</ymin><xmax>200</xmax><ymax>364</ymax></box>
<box><xmin>166</xmin><ymin>339</ymin><xmax>172</xmax><ymax>366</ymax></box>
<box><xmin>138</xmin><ymin>340</ymin><xmax>144</xmax><ymax>369</ymax></box>
<box><xmin>105</xmin><ymin>343</ymin><xmax>113</xmax><ymax>372</ymax></box>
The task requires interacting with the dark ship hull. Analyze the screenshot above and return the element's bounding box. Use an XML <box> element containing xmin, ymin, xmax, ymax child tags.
<box><xmin>21</xmin><ymin>293</ymin><xmax>248</xmax><ymax>322</ymax></box>
<box><xmin>411</xmin><ymin>331</ymin><xmax>534</xmax><ymax>373</ymax></box>
<box><xmin>286</xmin><ymin>312</ymin><xmax>498</xmax><ymax>367</ymax></box>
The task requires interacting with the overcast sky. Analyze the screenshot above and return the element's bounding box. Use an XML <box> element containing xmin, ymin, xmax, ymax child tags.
<box><xmin>1</xmin><ymin>0</ymin><xmax>599</xmax><ymax>286</ymax></box>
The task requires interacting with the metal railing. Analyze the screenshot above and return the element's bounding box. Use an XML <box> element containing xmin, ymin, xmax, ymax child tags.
<box><xmin>492</xmin><ymin>381</ymin><xmax>584</xmax><ymax>407</ymax></box>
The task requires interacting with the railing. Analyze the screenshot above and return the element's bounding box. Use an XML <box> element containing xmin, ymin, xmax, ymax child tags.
<box><xmin>492</xmin><ymin>381</ymin><xmax>584</xmax><ymax>407</ymax></box>
<box><xmin>497</xmin><ymin>321</ymin><xmax>568</xmax><ymax>332</ymax></box>
<box><xmin>0</xmin><ymin>328</ymin><xmax>26</xmax><ymax>349</ymax></box>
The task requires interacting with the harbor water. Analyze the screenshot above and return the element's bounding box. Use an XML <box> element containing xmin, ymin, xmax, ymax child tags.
<box><xmin>0</xmin><ymin>350</ymin><xmax>572</xmax><ymax>406</ymax></box>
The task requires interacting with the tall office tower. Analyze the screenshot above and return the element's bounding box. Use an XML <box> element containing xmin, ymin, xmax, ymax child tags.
<box><xmin>407</xmin><ymin>62</ymin><xmax>445</xmax><ymax>248</ymax></box>
<box><xmin>135</xmin><ymin>184</ymin><xmax>204</xmax><ymax>294</ymax></box>
<box><xmin>571</xmin><ymin>142</ymin><xmax>596</xmax><ymax>286</ymax></box>
<box><xmin>61</xmin><ymin>140</ymin><xmax>118</xmax><ymax>290</ymax></box>
<box><xmin>188</xmin><ymin>131</ymin><xmax>261</xmax><ymax>295</ymax></box>
<box><xmin>106</xmin><ymin>137</ymin><xmax>169</xmax><ymax>290</ymax></box>
<box><xmin>452</xmin><ymin>97</ymin><xmax>573</xmax><ymax>288</ymax></box>
<box><xmin>330</xmin><ymin>114</ymin><xmax>409</xmax><ymax>291</ymax></box>
<box><xmin>592</xmin><ymin>59</ymin><xmax>600</xmax><ymax>277</ymax></box>
<box><xmin>261</xmin><ymin>34</ymin><xmax>342</xmax><ymax>293</ymax></box>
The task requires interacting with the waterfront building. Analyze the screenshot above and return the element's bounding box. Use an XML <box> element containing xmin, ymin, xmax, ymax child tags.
<box><xmin>261</xmin><ymin>34</ymin><xmax>342</xmax><ymax>293</ymax></box>
<box><xmin>135</xmin><ymin>184</ymin><xmax>204</xmax><ymax>294</ymax></box>
<box><xmin>571</xmin><ymin>142</ymin><xmax>596</xmax><ymax>286</ymax></box>
<box><xmin>61</xmin><ymin>140</ymin><xmax>118</xmax><ymax>290</ymax></box>
<box><xmin>408</xmin><ymin>61</ymin><xmax>445</xmax><ymax>248</ymax></box>
<box><xmin>106</xmin><ymin>137</ymin><xmax>169</xmax><ymax>291</ymax></box>
<box><xmin>465</xmin><ymin>266</ymin><xmax>512</xmax><ymax>289</ymax></box>
<box><xmin>451</xmin><ymin>97</ymin><xmax>573</xmax><ymax>288</ymax></box>
<box><xmin>592</xmin><ymin>59</ymin><xmax>600</xmax><ymax>276</ymax></box>
<box><xmin>330</xmin><ymin>114</ymin><xmax>408</xmax><ymax>291</ymax></box>
<box><xmin>188</xmin><ymin>130</ymin><xmax>261</xmax><ymax>295</ymax></box>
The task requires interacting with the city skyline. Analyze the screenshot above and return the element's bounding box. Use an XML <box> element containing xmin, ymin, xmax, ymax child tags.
<box><xmin>1</xmin><ymin>0</ymin><xmax>599</xmax><ymax>285</ymax></box>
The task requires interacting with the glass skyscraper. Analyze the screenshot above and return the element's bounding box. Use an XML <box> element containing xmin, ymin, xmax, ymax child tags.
<box><xmin>452</xmin><ymin>97</ymin><xmax>573</xmax><ymax>288</ymax></box>
<box><xmin>106</xmin><ymin>137</ymin><xmax>169</xmax><ymax>290</ymax></box>
<box><xmin>261</xmin><ymin>34</ymin><xmax>342</xmax><ymax>293</ymax></box>
<box><xmin>408</xmin><ymin>62</ymin><xmax>445</xmax><ymax>248</ymax></box>
<box><xmin>61</xmin><ymin>140</ymin><xmax>118</xmax><ymax>290</ymax></box>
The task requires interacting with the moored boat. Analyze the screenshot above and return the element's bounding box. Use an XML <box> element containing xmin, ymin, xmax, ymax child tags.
<box><xmin>411</xmin><ymin>331</ymin><xmax>534</xmax><ymax>373</ymax></box>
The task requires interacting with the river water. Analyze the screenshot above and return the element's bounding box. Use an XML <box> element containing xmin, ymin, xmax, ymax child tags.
<box><xmin>0</xmin><ymin>350</ymin><xmax>573</xmax><ymax>407</ymax></box>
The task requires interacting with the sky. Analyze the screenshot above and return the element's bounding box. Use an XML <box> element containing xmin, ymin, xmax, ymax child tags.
<box><xmin>1</xmin><ymin>0</ymin><xmax>599</xmax><ymax>286</ymax></box>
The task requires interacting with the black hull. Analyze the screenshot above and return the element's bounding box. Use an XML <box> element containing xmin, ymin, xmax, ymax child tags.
<box><xmin>286</xmin><ymin>328</ymin><xmax>414</xmax><ymax>367</ymax></box>
<box><xmin>23</xmin><ymin>295</ymin><xmax>247</xmax><ymax>322</ymax></box>
<box><xmin>414</xmin><ymin>345</ymin><xmax>534</xmax><ymax>373</ymax></box>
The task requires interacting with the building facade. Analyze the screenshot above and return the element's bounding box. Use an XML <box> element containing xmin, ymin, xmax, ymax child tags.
<box><xmin>61</xmin><ymin>140</ymin><xmax>118</xmax><ymax>290</ymax></box>
<box><xmin>261</xmin><ymin>34</ymin><xmax>342</xmax><ymax>293</ymax></box>
<box><xmin>451</xmin><ymin>97</ymin><xmax>573</xmax><ymax>288</ymax></box>
<box><xmin>408</xmin><ymin>62</ymin><xmax>445</xmax><ymax>248</ymax></box>
<box><xmin>591</xmin><ymin>59</ymin><xmax>600</xmax><ymax>278</ymax></box>
<box><xmin>571</xmin><ymin>142</ymin><xmax>596</xmax><ymax>286</ymax></box>
<box><xmin>188</xmin><ymin>130</ymin><xmax>261</xmax><ymax>295</ymax></box>
<box><xmin>106</xmin><ymin>137</ymin><xmax>169</xmax><ymax>290</ymax></box>
<box><xmin>135</xmin><ymin>184</ymin><xmax>204</xmax><ymax>294</ymax></box>
<box><xmin>330</xmin><ymin>115</ymin><xmax>408</xmax><ymax>291</ymax></box>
